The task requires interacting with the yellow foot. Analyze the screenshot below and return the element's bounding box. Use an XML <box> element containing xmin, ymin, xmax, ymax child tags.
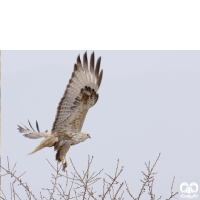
<box><xmin>62</xmin><ymin>158</ymin><xmax>68</xmax><ymax>172</ymax></box>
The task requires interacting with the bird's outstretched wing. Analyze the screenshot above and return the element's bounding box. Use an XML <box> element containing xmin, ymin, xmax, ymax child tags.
<box><xmin>18</xmin><ymin>120</ymin><xmax>50</xmax><ymax>139</ymax></box>
<box><xmin>51</xmin><ymin>52</ymin><xmax>103</xmax><ymax>134</ymax></box>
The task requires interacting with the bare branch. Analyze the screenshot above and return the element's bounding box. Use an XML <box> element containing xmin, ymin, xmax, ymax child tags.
<box><xmin>166</xmin><ymin>176</ymin><xmax>178</xmax><ymax>200</ymax></box>
<box><xmin>1</xmin><ymin>161</ymin><xmax>38</xmax><ymax>200</ymax></box>
<box><xmin>1</xmin><ymin>154</ymin><xmax>178</xmax><ymax>200</ymax></box>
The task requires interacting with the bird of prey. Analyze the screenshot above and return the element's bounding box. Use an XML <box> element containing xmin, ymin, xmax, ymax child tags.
<box><xmin>18</xmin><ymin>52</ymin><xmax>103</xmax><ymax>171</ymax></box>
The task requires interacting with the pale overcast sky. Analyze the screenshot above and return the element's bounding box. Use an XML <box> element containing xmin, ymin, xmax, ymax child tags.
<box><xmin>1</xmin><ymin>51</ymin><xmax>200</xmax><ymax>199</ymax></box>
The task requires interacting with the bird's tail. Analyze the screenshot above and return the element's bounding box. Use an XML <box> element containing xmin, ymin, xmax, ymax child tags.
<box><xmin>28</xmin><ymin>135</ymin><xmax>59</xmax><ymax>155</ymax></box>
<box><xmin>17</xmin><ymin>120</ymin><xmax>51</xmax><ymax>139</ymax></box>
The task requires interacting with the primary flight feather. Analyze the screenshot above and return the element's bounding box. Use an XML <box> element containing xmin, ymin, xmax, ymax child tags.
<box><xmin>17</xmin><ymin>52</ymin><xmax>103</xmax><ymax>171</ymax></box>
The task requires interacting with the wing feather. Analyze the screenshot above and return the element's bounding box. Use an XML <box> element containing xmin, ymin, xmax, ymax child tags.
<box><xmin>28</xmin><ymin>119</ymin><xmax>36</xmax><ymax>132</ymax></box>
<box><xmin>36</xmin><ymin>120</ymin><xmax>40</xmax><ymax>132</ymax></box>
<box><xmin>95</xmin><ymin>57</ymin><xmax>101</xmax><ymax>79</ymax></box>
<box><xmin>83</xmin><ymin>52</ymin><xmax>93</xmax><ymax>88</ymax></box>
<box><xmin>74</xmin><ymin>71</ymin><xmax>85</xmax><ymax>88</ymax></box>
<box><xmin>90</xmin><ymin>52</ymin><xmax>94</xmax><ymax>73</ymax></box>
<box><xmin>77</xmin><ymin>64</ymin><xmax>87</xmax><ymax>86</ymax></box>
<box><xmin>77</xmin><ymin>55</ymin><xmax>82</xmax><ymax>68</ymax></box>
<box><xmin>97</xmin><ymin>69</ymin><xmax>103</xmax><ymax>88</ymax></box>
<box><xmin>51</xmin><ymin>52</ymin><xmax>103</xmax><ymax>134</ymax></box>
<box><xmin>90</xmin><ymin>52</ymin><xmax>96</xmax><ymax>90</ymax></box>
<box><xmin>18</xmin><ymin>121</ymin><xmax>50</xmax><ymax>139</ymax></box>
<box><xmin>83</xmin><ymin>52</ymin><xmax>89</xmax><ymax>73</ymax></box>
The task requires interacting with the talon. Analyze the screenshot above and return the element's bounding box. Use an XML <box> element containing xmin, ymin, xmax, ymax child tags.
<box><xmin>62</xmin><ymin>158</ymin><xmax>68</xmax><ymax>172</ymax></box>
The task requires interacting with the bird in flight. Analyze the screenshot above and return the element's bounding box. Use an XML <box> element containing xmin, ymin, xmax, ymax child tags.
<box><xmin>18</xmin><ymin>52</ymin><xmax>103</xmax><ymax>171</ymax></box>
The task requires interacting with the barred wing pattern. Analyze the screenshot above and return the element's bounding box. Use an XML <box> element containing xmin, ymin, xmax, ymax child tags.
<box><xmin>51</xmin><ymin>52</ymin><xmax>103</xmax><ymax>134</ymax></box>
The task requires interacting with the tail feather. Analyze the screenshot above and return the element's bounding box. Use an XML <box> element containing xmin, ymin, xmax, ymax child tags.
<box><xmin>28</xmin><ymin>136</ymin><xmax>58</xmax><ymax>155</ymax></box>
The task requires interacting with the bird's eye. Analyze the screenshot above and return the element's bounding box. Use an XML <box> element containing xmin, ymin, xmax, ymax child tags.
<box><xmin>87</xmin><ymin>134</ymin><xmax>89</xmax><ymax>136</ymax></box>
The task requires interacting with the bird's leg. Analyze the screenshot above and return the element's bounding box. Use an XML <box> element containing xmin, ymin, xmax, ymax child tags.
<box><xmin>62</xmin><ymin>157</ymin><xmax>68</xmax><ymax>172</ymax></box>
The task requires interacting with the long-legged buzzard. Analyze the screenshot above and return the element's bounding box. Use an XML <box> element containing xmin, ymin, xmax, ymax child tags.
<box><xmin>18</xmin><ymin>52</ymin><xmax>103</xmax><ymax>171</ymax></box>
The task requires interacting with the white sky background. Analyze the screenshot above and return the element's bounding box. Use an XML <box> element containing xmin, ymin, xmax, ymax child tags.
<box><xmin>1</xmin><ymin>50</ymin><xmax>200</xmax><ymax>199</ymax></box>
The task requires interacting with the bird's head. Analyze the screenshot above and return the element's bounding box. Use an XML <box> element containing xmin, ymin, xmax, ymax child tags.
<box><xmin>81</xmin><ymin>133</ymin><xmax>91</xmax><ymax>142</ymax></box>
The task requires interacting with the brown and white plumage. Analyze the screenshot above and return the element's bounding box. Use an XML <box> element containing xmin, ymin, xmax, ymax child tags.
<box><xmin>18</xmin><ymin>52</ymin><xmax>103</xmax><ymax>171</ymax></box>
<box><xmin>51</xmin><ymin>52</ymin><xmax>103</xmax><ymax>134</ymax></box>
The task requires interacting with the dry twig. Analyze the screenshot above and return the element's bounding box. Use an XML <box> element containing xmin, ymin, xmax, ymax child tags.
<box><xmin>1</xmin><ymin>154</ymin><xmax>178</xmax><ymax>200</ymax></box>
<box><xmin>125</xmin><ymin>153</ymin><xmax>178</xmax><ymax>200</ymax></box>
